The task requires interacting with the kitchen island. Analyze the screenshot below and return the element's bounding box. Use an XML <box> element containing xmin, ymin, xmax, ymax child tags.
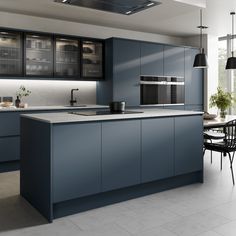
<box><xmin>20</xmin><ymin>109</ymin><xmax>203</xmax><ymax>222</ymax></box>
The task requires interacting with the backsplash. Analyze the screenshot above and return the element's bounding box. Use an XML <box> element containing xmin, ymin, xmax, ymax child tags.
<box><xmin>0</xmin><ymin>79</ymin><xmax>96</xmax><ymax>106</ymax></box>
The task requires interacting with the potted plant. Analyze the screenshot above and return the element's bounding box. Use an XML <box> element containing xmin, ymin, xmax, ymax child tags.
<box><xmin>209</xmin><ymin>87</ymin><xmax>234</xmax><ymax>118</ymax></box>
<box><xmin>15</xmin><ymin>85</ymin><xmax>31</xmax><ymax>108</ymax></box>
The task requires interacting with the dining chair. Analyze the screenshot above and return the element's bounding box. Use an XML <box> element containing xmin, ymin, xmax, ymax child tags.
<box><xmin>203</xmin><ymin>130</ymin><xmax>225</xmax><ymax>170</ymax></box>
<box><xmin>204</xmin><ymin>119</ymin><xmax>236</xmax><ymax>185</ymax></box>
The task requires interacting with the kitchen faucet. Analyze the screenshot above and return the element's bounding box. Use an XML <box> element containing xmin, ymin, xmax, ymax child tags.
<box><xmin>70</xmin><ymin>88</ymin><xmax>79</xmax><ymax>106</ymax></box>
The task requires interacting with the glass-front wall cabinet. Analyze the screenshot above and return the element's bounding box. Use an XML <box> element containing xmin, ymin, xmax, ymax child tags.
<box><xmin>25</xmin><ymin>34</ymin><xmax>53</xmax><ymax>76</ymax></box>
<box><xmin>55</xmin><ymin>37</ymin><xmax>79</xmax><ymax>77</ymax></box>
<box><xmin>82</xmin><ymin>41</ymin><xmax>103</xmax><ymax>78</ymax></box>
<box><xmin>0</xmin><ymin>31</ymin><xmax>22</xmax><ymax>76</ymax></box>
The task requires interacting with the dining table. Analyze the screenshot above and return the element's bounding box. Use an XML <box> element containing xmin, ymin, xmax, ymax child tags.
<box><xmin>203</xmin><ymin>115</ymin><xmax>236</xmax><ymax>129</ymax></box>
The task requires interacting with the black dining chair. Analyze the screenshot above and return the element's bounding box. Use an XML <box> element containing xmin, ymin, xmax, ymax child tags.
<box><xmin>204</xmin><ymin>130</ymin><xmax>225</xmax><ymax>170</ymax></box>
<box><xmin>204</xmin><ymin>119</ymin><xmax>236</xmax><ymax>185</ymax></box>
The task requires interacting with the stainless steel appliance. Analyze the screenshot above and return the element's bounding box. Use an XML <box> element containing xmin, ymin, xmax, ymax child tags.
<box><xmin>140</xmin><ymin>76</ymin><xmax>185</xmax><ymax>105</ymax></box>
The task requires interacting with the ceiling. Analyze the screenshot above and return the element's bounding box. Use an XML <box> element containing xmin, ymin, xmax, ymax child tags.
<box><xmin>0</xmin><ymin>0</ymin><xmax>236</xmax><ymax>37</ymax></box>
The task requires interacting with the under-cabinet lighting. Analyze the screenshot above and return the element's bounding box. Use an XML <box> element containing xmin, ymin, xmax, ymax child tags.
<box><xmin>125</xmin><ymin>11</ymin><xmax>132</xmax><ymax>15</ymax></box>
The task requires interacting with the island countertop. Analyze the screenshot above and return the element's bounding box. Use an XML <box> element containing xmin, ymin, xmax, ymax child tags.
<box><xmin>21</xmin><ymin>108</ymin><xmax>203</xmax><ymax>124</ymax></box>
<box><xmin>0</xmin><ymin>104</ymin><xmax>108</xmax><ymax>112</ymax></box>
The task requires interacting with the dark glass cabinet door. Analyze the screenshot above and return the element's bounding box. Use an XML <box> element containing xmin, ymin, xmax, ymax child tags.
<box><xmin>25</xmin><ymin>34</ymin><xmax>53</xmax><ymax>76</ymax></box>
<box><xmin>82</xmin><ymin>40</ymin><xmax>103</xmax><ymax>79</ymax></box>
<box><xmin>0</xmin><ymin>31</ymin><xmax>22</xmax><ymax>76</ymax></box>
<box><xmin>55</xmin><ymin>37</ymin><xmax>79</xmax><ymax>77</ymax></box>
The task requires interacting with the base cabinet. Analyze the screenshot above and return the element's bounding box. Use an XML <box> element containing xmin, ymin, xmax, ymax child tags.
<box><xmin>102</xmin><ymin>120</ymin><xmax>141</xmax><ymax>191</ymax></box>
<box><xmin>174</xmin><ymin>116</ymin><xmax>203</xmax><ymax>175</ymax></box>
<box><xmin>52</xmin><ymin>123</ymin><xmax>102</xmax><ymax>203</ymax></box>
<box><xmin>141</xmin><ymin>118</ymin><xmax>174</xmax><ymax>183</ymax></box>
<box><xmin>0</xmin><ymin>137</ymin><xmax>20</xmax><ymax>162</ymax></box>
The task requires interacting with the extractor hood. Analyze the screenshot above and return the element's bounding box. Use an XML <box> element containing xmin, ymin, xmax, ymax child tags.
<box><xmin>54</xmin><ymin>0</ymin><xmax>161</xmax><ymax>15</ymax></box>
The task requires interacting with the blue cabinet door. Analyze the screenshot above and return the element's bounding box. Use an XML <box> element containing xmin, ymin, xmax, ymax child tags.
<box><xmin>0</xmin><ymin>112</ymin><xmax>20</xmax><ymax>136</ymax></box>
<box><xmin>52</xmin><ymin>123</ymin><xmax>102</xmax><ymax>203</ymax></box>
<box><xmin>113</xmin><ymin>39</ymin><xmax>140</xmax><ymax>106</ymax></box>
<box><xmin>141</xmin><ymin>118</ymin><xmax>174</xmax><ymax>183</ymax></box>
<box><xmin>174</xmin><ymin>116</ymin><xmax>203</xmax><ymax>175</ymax></box>
<box><xmin>102</xmin><ymin>120</ymin><xmax>141</xmax><ymax>191</ymax></box>
<box><xmin>164</xmin><ymin>46</ymin><xmax>185</xmax><ymax>77</ymax></box>
<box><xmin>185</xmin><ymin>105</ymin><xmax>203</xmax><ymax>111</ymax></box>
<box><xmin>185</xmin><ymin>48</ymin><xmax>203</xmax><ymax>105</ymax></box>
<box><xmin>164</xmin><ymin>105</ymin><xmax>185</xmax><ymax>110</ymax></box>
<box><xmin>0</xmin><ymin>137</ymin><xmax>20</xmax><ymax>162</ymax></box>
<box><xmin>140</xmin><ymin>42</ymin><xmax>164</xmax><ymax>76</ymax></box>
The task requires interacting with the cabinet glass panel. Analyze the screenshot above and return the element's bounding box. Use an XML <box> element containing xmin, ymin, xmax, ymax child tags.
<box><xmin>0</xmin><ymin>31</ymin><xmax>22</xmax><ymax>75</ymax></box>
<box><xmin>25</xmin><ymin>34</ymin><xmax>53</xmax><ymax>76</ymax></box>
<box><xmin>82</xmin><ymin>41</ymin><xmax>103</xmax><ymax>78</ymax></box>
<box><xmin>55</xmin><ymin>38</ymin><xmax>79</xmax><ymax>77</ymax></box>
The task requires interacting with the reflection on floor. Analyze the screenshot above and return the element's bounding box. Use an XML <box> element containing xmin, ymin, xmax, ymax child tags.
<box><xmin>1</xmin><ymin>151</ymin><xmax>236</xmax><ymax>236</ymax></box>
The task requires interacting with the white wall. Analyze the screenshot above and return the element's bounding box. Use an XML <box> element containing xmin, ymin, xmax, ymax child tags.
<box><xmin>0</xmin><ymin>11</ymin><xmax>184</xmax><ymax>106</ymax></box>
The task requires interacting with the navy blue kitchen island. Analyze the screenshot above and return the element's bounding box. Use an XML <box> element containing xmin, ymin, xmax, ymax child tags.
<box><xmin>20</xmin><ymin>109</ymin><xmax>203</xmax><ymax>222</ymax></box>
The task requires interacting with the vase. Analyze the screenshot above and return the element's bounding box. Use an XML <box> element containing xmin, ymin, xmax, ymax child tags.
<box><xmin>219</xmin><ymin>109</ymin><xmax>226</xmax><ymax>119</ymax></box>
<box><xmin>15</xmin><ymin>96</ymin><xmax>21</xmax><ymax>108</ymax></box>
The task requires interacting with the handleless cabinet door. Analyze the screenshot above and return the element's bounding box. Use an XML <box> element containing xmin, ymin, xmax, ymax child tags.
<box><xmin>52</xmin><ymin>123</ymin><xmax>102</xmax><ymax>203</ymax></box>
<box><xmin>185</xmin><ymin>48</ymin><xmax>203</xmax><ymax>105</ymax></box>
<box><xmin>141</xmin><ymin>118</ymin><xmax>174</xmax><ymax>183</ymax></box>
<box><xmin>164</xmin><ymin>46</ymin><xmax>184</xmax><ymax>77</ymax></box>
<box><xmin>102</xmin><ymin>120</ymin><xmax>141</xmax><ymax>192</ymax></box>
<box><xmin>113</xmin><ymin>39</ymin><xmax>140</xmax><ymax>106</ymax></box>
<box><xmin>174</xmin><ymin>116</ymin><xmax>203</xmax><ymax>175</ymax></box>
<box><xmin>140</xmin><ymin>42</ymin><xmax>164</xmax><ymax>76</ymax></box>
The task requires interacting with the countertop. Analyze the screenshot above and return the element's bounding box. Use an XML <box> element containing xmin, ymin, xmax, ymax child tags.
<box><xmin>21</xmin><ymin>108</ymin><xmax>203</xmax><ymax>124</ymax></box>
<box><xmin>0</xmin><ymin>104</ymin><xmax>108</xmax><ymax>112</ymax></box>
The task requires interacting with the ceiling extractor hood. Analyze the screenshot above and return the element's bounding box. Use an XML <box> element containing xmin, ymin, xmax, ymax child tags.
<box><xmin>54</xmin><ymin>0</ymin><xmax>161</xmax><ymax>15</ymax></box>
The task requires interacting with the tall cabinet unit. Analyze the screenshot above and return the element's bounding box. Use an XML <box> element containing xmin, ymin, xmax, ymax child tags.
<box><xmin>164</xmin><ymin>46</ymin><xmax>185</xmax><ymax>77</ymax></box>
<box><xmin>97</xmin><ymin>38</ymin><xmax>140</xmax><ymax>106</ymax></box>
<box><xmin>184</xmin><ymin>48</ymin><xmax>204</xmax><ymax>111</ymax></box>
<box><xmin>25</xmin><ymin>33</ymin><xmax>53</xmax><ymax>77</ymax></box>
<box><xmin>140</xmin><ymin>42</ymin><xmax>164</xmax><ymax>76</ymax></box>
<box><xmin>0</xmin><ymin>30</ymin><xmax>23</xmax><ymax>76</ymax></box>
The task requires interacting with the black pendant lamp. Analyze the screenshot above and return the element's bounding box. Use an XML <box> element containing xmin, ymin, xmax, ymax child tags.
<box><xmin>226</xmin><ymin>12</ymin><xmax>236</xmax><ymax>70</ymax></box>
<box><xmin>193</xmin><ymin>9</ymin><xmax>208</xmax><ymax>68</ymax></box>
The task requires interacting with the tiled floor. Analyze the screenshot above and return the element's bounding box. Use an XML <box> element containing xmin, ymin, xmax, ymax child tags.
<box><xmin>1</xmin><ymin>151</ymin><xmax>236</xmax><ymax>236</ymax></box>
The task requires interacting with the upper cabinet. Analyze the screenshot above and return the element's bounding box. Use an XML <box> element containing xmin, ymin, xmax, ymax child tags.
<box><xmin>55</xmin><ymin>37</ymin><xmax>80</xmax><ymax>78</ymax></box>
<box><xmin>0</xmin><ymin>30</ymin><xmax>23</xmax><ymax>76</ymax></box>
<box><xmin>164</xmin><ymin>46</ymin><xmax>185</xmax><ymax>77</ymax></box>
<box><xmin>25</xmin><ymin>33</ymin><xmax>53</xmax><ymax>77</ymax></box>
<box><xmin>140</xmin><ymin>42</ymin><xmax>164</xmax><ymax>76</ymax></box>
<box><xmin>0</xmin><ymin>28</ymin><xmax>104</xmax><ymax>81</ymax></box>
<box><xmin>81</xmin><ymin>40</ymin><xmax>104</xmax><ymax>79</ymax></box>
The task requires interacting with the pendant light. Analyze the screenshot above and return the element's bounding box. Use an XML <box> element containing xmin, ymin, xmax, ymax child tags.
<box><xmin>193</xmin><ymin>9</ymin><xmax>208</xmax><ymax>68</ymax></box>
<box><xmin>226</xmin><ymin>12</ymin><xmax>236</xmax><ymax>70</ymax></box>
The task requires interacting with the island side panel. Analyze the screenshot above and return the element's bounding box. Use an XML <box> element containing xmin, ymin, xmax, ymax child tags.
<box><xmin>20</xmin><ymin>117</ymin><xmax>53</xmax><ymax>222</ymax></box>
<box><xmin>174</xmin><ymin>115</ymin><xmax>203</xmax><ymax>176</ymax></box>
<box><xmin>52</xmin><ymin>123</ymin><xmax>102</xmax><ymax>203</ymax></box>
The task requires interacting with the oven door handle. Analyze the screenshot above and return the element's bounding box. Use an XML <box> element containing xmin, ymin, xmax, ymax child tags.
<box><xmin>140</xmin><ymin>81</ymin><xmax>167</xmax><ymax>85</ymax></box>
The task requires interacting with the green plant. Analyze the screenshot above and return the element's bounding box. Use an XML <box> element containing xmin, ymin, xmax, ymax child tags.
<box><xmin>16</xmin><ymin>85</ymin><xmax>31</xmax><ymax>99</ymax></box>
<box><xmin>210</xmin><ymin>87</ymin><xmax>234</xmax><ymax>111</ymax></box>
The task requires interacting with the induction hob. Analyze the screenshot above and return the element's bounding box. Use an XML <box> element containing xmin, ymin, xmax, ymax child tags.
<box><xmin>69</xmin><ymin>110</ymin><xmax>143</xmax><ymax>116</ymax></box>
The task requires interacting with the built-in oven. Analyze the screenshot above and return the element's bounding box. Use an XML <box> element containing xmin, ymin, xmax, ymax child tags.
<box><xmin>140</xmin><ymin>76</ymin><xmax>185</xmax><ymax>105</ymax></box>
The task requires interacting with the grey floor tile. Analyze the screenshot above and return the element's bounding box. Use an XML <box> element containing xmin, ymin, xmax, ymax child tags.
<box><xmin>213</xmin><ymin>220</ymin><xmax>236</xmax><ymax>236</ymax></box>
<box><xmin>195</xmin><ymin>231</ymin><xmax>222</xmax><ymax>236</ymax></box>
<box><xmin>131</xmin><ymin>226</ymin><xmax>177</xmax><ymax>236</ymax></box>
<box><xmin>162</xmin><ymin>210</ymin><xmax>230</xmax><ymax>236</ymax></box>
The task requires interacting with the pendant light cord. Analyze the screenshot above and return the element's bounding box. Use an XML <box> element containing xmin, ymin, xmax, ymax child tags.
<box><xmin>200</xmin><ymin>9</ymin><xmax>203</xmax><ymax>50</ymax></box>
<box><xmin>232</xmin><ymin>12</ymin><xmax>235</xmax><ymax>57</ymax></box>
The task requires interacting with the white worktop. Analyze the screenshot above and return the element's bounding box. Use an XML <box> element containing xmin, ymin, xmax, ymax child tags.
<box><xmin>21</xmin><ymin>108</ymin><xmax>203</xmax><ymax>124</ymax></box>
<box><xmin>0</xmin><ymin>104</ymin><xmax>108</xmax><ymax>112</ymax></box>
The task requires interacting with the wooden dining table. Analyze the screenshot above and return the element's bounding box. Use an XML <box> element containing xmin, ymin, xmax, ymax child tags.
<box><xmin>203</xmin><ymin>115</ymin><xmax>236</xmax><ymax>129</ymax></box>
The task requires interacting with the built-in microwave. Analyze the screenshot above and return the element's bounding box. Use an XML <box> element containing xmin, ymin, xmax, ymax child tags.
<box><xmin>140</xmin><ymin>76</ymin><xmax>185</xmax><ymax>105</ymax></box>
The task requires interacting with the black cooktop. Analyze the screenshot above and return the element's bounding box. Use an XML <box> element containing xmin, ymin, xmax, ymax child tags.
<box><xmin>69</xmin><ymin>110</ymin><xmax>143</xmax><ymax>116</ymax></box>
